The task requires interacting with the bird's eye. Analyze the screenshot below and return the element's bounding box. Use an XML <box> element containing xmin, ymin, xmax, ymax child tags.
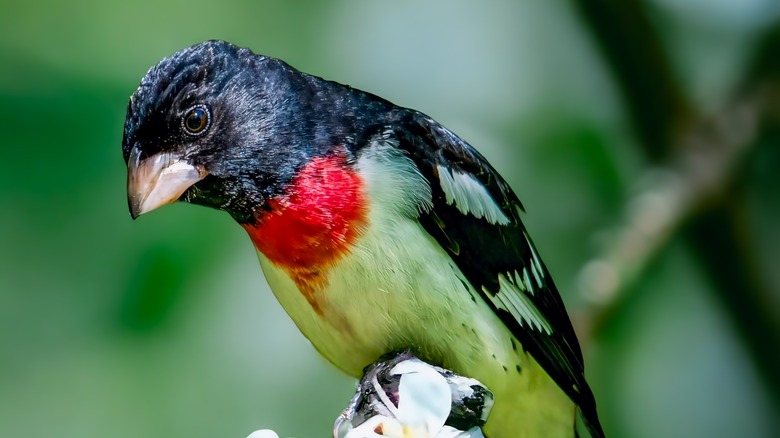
<box><xmin>182</xmin><ymin>105</ymin><xmax>210</xmax><ymax>135</ymax></box>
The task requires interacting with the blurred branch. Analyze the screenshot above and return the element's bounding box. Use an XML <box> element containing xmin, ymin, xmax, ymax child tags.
<box><xmin>571</xmin><ymin>0</ymin><xmax>693</xmax><ymax>161</ymax></box>
<box><xmin>577</xmin><ymin>90</ymin><xmax>768</xmax><ymax>329</ymax></box>
<box><xmin>571</xmin><ymin>0</ymin><xmax>780</xmax><ymax>403</ymax></box>
<box><xmin>577</xmin><ymin>98</ymin><xmax>759</xmax><ymax>317</ymax></box>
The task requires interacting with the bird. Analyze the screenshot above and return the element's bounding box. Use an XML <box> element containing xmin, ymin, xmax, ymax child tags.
<box><xmin>122</xmin><ymin>40</ymin><xmax>604</xmax><ymax>438</ymax></box>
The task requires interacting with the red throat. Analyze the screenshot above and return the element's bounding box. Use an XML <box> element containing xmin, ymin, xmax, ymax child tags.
<box><xmin>242</xmin><ymin>151</ymin><xmax>368</xmax><ymax>284</ymax></box>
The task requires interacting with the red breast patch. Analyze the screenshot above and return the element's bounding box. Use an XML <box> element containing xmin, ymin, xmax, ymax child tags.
<box><xmin>242</xmin><ymin>152</ymin><xmax>368</xmax><ymax>311</ymax></box>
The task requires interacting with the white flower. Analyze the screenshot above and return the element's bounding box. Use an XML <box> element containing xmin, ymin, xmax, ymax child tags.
<box><xmin>343</xmin><ymin>359</ymin><xmax>484</xmax><ymax>438</ymax></box>
<box><xmin>246</xmin><ymin>430</ymin><xmax>280</xmax><ymax>438</ymax></box>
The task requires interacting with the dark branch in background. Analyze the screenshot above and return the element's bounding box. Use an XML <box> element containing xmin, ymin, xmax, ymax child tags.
<box><xmin>573</xmin><ymin>0</ymin><xmax>692</xmax><ymax>161</ymax></box>
<box><xmin>570</xmin><ymin>0</ymin><xmax>780</xmax><ymax>405</ymax></box>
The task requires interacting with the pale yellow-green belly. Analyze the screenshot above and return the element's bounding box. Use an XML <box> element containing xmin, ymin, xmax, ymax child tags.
<box><xmin>255</xmin><ymin>219</ymin><xmax>574</xmax><ymax>437</ymax></box>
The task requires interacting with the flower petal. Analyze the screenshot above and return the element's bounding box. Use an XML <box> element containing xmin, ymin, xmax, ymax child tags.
<box><xmin>437</xmin><ymin>426</ymin><xmax>486</xmax><ymax>438</ymax></box>
<box><xmin>344</xmin><ymin>415</ymin><xmax>404</xmax><ymax>438</ymax></box>
<box><xmin>246</xmin><ymin>430</ymin><xmax>280</xmax><ymax>438</ymax></box>
<box><xmin>391</xmin><ymin>358</ymin><xmax>452</xmax><ymax>434</ymax></box>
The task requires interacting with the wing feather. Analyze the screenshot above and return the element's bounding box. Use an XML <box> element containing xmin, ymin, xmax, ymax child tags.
<box><xmin>373</xmin><ymin>110</ymin><xmax>604</xmax><ymax>438</ymax></box>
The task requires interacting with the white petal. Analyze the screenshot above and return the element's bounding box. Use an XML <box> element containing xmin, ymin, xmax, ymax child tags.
<box><xmin>343</xmin><ymin>415</ymin><xmax>403</xmax><ymax>438</ymax></box>
<box><xmin>246</xmin><ymin>430</ymin><xmax>280</xmax><ymax>438</ymax></box>
<box><xmin>437</xmin><ymin>426</ymin><xmax>485</xmax><ymax>438</ymax></box>
<box><xmin>391</xmin><ymin>359</ymin><xmax>452</xmax><ymax>435</ymax></box>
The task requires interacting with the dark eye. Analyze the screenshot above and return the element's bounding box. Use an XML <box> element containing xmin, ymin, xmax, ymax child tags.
<box><xmin>182</xmin><ymin>105</ymin><xmax>210</xmax><ymax>135</ymax></box>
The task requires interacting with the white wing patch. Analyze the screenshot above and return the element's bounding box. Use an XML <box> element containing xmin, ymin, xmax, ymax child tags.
<box><xmin>525</xmin><ymin>232</ymin><xmax>545</xmax><ymax>289</ymax></box>
<box><xmin>484</xmin><ymin>273</ymin><xmax>552</xmax><ymax>334</ymax></box>
<box><xmin>522</xmin><ymin>268</ymin><xmax>535</xmax><ymax>295</ymax></box>
<box><xmin>437</xmin><ymin>165</ymin><xmax>510</xmax><ymax>225</ymax></box>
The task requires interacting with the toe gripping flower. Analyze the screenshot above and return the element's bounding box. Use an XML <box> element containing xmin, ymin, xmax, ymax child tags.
<box><xmin>334</xmin><ymin>351</ymin><xmax>494</xmax><ymax>438</ymax></box>
<box><xmin>245</xmin><ymin>352</ymin><xmax>493</xmax><ymax>438</ymax></box>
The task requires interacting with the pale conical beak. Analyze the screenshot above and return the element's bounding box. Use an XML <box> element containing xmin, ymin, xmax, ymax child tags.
<box><xmin>127</xmin><ymin>149</ymin><xmax>208</xmax><ymax>219</ymax></box>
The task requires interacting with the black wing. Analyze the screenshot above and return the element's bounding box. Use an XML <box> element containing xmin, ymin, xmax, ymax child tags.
<box><xmin>378</xmin><ymin>110</ymin><xmax>604</xmax><ymax>438</ymax></box>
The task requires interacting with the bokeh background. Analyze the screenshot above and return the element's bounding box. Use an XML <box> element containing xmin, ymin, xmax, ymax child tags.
<box><xmin>2</xmin><ymin>1</ymin><xmax>779</xmax><ymax>437</ymax></box>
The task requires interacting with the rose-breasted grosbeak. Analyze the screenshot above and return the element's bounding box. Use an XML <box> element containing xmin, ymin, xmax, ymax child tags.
<box><xmin>123</xmin><ymin>41</ymin><xmax>604</xmax><ymax>438</ymax></box>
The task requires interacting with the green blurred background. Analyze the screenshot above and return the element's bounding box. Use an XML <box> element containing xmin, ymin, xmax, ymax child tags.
<box><xmin>2</xmin><ymin>1</ymin><xmax>779</xmax><ymax>437</ymax></box>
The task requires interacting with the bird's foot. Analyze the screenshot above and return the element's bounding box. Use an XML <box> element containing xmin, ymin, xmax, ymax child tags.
<box><xmin>335</xmin><ymin>351</ymin><xmax>494</xmax><ymax>438</ymax></box>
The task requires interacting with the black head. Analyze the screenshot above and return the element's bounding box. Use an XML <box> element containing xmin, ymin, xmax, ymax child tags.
<box><xmin>123</xmin><ymin>40</ymin><xmax>330</xmax><ymax>223</ymax></box>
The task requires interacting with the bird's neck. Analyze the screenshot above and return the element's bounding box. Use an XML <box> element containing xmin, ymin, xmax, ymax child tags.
<box><xmin>242</xmin><ymin>151</ymin><xmax>368</xmax><ymax>272</ymax></box>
